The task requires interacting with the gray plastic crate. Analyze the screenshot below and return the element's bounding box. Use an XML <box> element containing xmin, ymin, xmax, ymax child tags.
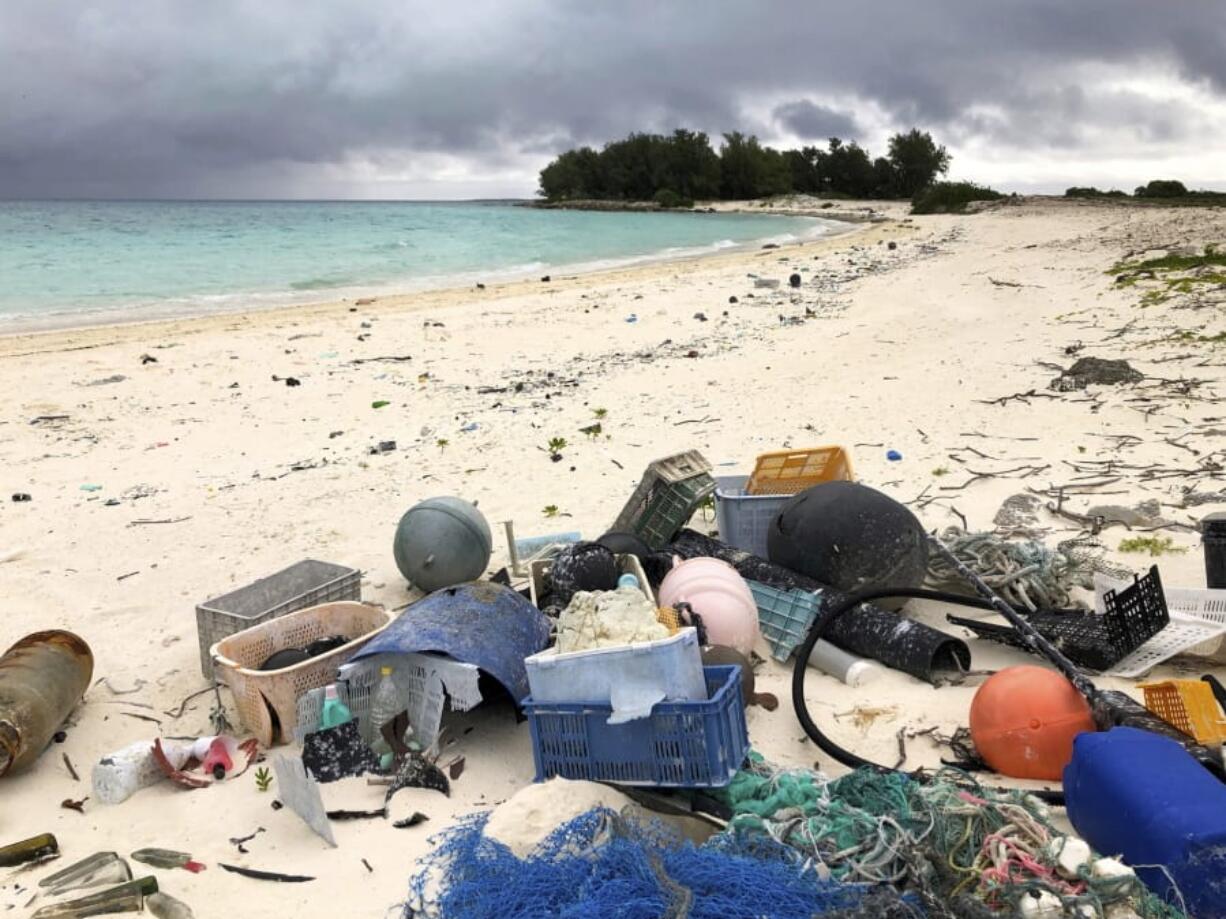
<box><xmin>196</xmin><ymin>559</ymin><xmax>360</xmax><ymax>679</ymax></box>
<box><xmin>713</xmin><ymin>475</ymin><xmax>793</xmax><ymax>558</ymax></box>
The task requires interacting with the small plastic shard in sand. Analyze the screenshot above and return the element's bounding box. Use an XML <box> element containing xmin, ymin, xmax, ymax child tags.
<box><xmin>147</xmin><ymin>891</ymin><xmax>195</xmax><ymax>919</ymax></box>
<box><xmin>131</xmin><ymin>849</ymin><xmax>205</xmax><ymax>873</ymax></box>
<box><xmin>270</xmin><ymin>755</ymin><xmax>336</xmax><ymax>847</ymax></box>
<box><xmin>39</xmin><ymin>851</ymin><xmax>131</xmax><ymax>896</ymax></box>
<box><xmin>219</xmin><ymin>864</ymin><xmax>314</xmax><ymax>883</ymax></box>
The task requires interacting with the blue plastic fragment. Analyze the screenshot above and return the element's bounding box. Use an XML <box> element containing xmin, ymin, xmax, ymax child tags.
<box><xmin>886</xmin><ymin>450</ymin><xmax>902</xmax><ymax>462</ymax></box>
<box><xmin>351</xmin><ymin>581</ymin><xmax>551</xmax><ymax>703</ymax></box>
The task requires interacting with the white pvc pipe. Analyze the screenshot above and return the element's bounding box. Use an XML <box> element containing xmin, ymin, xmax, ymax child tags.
<box><xmin>808</xmin><ymin>639</ymin><xmax>881</xmax><ymax>687</ymax></box>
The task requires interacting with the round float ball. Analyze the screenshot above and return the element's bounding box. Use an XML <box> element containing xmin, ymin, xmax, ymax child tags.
<box><xmin>969</xmin><ymin>665</ymin><xmax>1095</xmax><ymax>781</ymax></box>
<box><xmin>596</xmin><ymin>530</ymin><xmax>653</xmax><ymax>564</ymax></box>
<box><xmin>766</xmin><ymin>481</ymin><xmax>928</xmax><ymax>610</ymax></box>
<box><xmin>550</xmin><ymin>542</ymin><xmax>619</xmax><ymax>607</ymax></box>
<box><xmin>393</xmin><ymin>496</ymin><xmax>492</xmax><ymax>593</ymax></box>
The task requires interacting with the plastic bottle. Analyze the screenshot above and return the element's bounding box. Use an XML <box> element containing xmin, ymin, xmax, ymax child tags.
<box><xmin>0</xmin><ymin>832</ymin><xmax>58</xmax><ymax>867</ymax></box>
<box><xmin>92</xmin><ymin>740</ymin><xmax>192</xmax><ymax>805</ymax></box>
<box><xmin>369</xmin><ymin>667</ymin><xmax>400</xmax><ymax>770</ymax></box>
<box><xmin>131</xmin><ymin>848</ymin><xmax>205</xmax><ymax>873</ymax></box>
<box><xmin>320</xmin><ymin>684</ymin><xmax>353</xmax><ymax>729</ymax></box>
<box><xmin>0</xmin><ymin>631</ymin><xmax>94</xmax><ymax>777</ymax></box>
<box><xmin>40</xmin><ymin>852</ymin><xmax>132</xmax><ymax>895</ymax></box>
<box><xmin>30</xmin><ymin>876</ymin><xmax>157</xmax><ymax>918</ymax></box>
<box><xmin>616</xmin><ymin>573</ymin><xmax>641</xmax><ymax>591</ymax></box>
<box><xmin>147</xmin><ymin>892</ymin><xmax>195</xmax><ymax>919</ymax></box>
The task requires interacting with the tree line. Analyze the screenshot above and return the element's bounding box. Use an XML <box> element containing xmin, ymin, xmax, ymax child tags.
<box><xmin>538</xmin><ymin>129</ymin><xmax>951</xmax><ymax>205</ymax></box>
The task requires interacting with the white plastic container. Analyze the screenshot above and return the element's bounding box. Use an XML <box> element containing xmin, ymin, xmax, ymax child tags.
<box><xmin>92</xmin><ymin>739</ymin><xmax>192</xmax><ymax>805</ymax></box>
<box><xmin>525</xmin><ymin>628</ymin><xmax>706</xmax><ymax>724</ymax></box>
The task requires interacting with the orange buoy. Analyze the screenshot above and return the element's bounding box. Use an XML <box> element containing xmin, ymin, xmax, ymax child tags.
<box><xmin>969</xmin><ymin>665</ymin><xmax>1096</xmax><ymax>781</ymax></box>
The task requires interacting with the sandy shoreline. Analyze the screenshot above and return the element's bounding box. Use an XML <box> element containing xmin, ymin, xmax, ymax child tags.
<box><xmin>2</xmin><ymin>197</ymin><xmax>1225</xmax><ymax>917</ymax></box>
<box><xmin>0</xmin><ymin>201</ymin><xmax>863</xmax><ymax>341</ymax></box>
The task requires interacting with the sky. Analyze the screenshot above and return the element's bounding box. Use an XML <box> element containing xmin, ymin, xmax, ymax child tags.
<box><xmin>1</xmin><ymin>1</ymin><xmax>1224</xmax><ymax>199</ymax></box>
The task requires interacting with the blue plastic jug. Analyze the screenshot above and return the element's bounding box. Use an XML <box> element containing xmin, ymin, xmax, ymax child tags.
<box><xmin>1063</xmin><ymin>726</ymin><xmax>1226</xmax><ymax>917</ymax></box>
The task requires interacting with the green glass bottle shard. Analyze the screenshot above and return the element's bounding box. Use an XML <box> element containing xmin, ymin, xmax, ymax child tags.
<box><xmin>131</xmin><ymin>848</ymin><xmax>195</xmax><ymax>870</ymax></box>
<box><xmin>39</xmin><ymin>851</ymin><xmax>132</xmax><ymax>895</ymax></box>
<box><xmin>30</xmin><ymin>876</ymin><xmax>157</xmax><ymax>918</ymax></box>
<box><xmin>0</xmin><ymin>832</ymin><xmax>58</xmax><ymax>867</ymax></box>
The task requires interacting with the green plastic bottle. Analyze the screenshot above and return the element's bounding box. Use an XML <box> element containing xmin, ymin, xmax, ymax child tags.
<box><xmin>319</xmin><ymin>684</ymin><xmax>352</xmax><ymax>729</ymax></box>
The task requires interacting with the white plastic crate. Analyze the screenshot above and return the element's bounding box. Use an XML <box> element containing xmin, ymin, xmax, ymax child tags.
<box><xmin>525</xmin><ymin>628</ymin><xmax>706</xmax><ymax>724</ymax></box>
<box><xmin>1097</xmin><ymin>575</ymin><xmax>1226</xmax><ymax>677</ymax></box>
<box><xmin>714</xmin><ymin>475</ymin><xmax>793</xmax><ymax>558</ymax></box>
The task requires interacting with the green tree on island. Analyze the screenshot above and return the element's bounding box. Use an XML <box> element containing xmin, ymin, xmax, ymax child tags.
<box><xmin>537</xmin><ymin>127</ymin><xmax>953</xmax><ymax>203</ymax></box>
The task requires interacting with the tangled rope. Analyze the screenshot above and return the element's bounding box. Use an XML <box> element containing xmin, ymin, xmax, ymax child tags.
<box><xmin>926</xmin><ymin>527</ymin><xmax>1128</xmax><ymax>611</ymax></box>
<box><xmin>714</xmin><ymin>756</ymin><xmax>1186</xmax><ymax>918</ymax></box>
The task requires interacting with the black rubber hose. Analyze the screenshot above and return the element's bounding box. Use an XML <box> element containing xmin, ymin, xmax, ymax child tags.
<box><xmin>790</xmin><ymin>586</ymin><xmax>1068</xmax><ymax>803</ymax></box>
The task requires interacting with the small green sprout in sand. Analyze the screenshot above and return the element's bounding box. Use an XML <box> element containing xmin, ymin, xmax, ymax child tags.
<box><xmin>546</xmin><ymin>437</ymin><xmax>567</xmax><ymax>461</ymax></box>
<box><xmin>255</xmin><ymin>767</ymin><xmax>273</xmax><ymax>792</ymax></box>
<box><xmin>931</xmin><ymin>466</ymin><xmax>949</xmax><ymax>477</ymax></box>
<box><xmin>543</xmin><ymin>505</ymin><xmax>560</xmax><ymax>518</ymax></box>
<box><xmin>593</xmin><ymin>407</ymin><xmax>608</xmax><ymax>419</ymax></box>
<box><xmin>580</xmin><ymin>422</ymin><xmax>602</xmax><ymax>440</ymax></box>
<box><xmin>436</xmin><ymin>438</ymin><xmax>449</xmax><ymax>450</ymax></box>
<box><xmin>1118</xmin><ymin>535</ymin><xmax>1187</xmax><ymax>557</ymax></box>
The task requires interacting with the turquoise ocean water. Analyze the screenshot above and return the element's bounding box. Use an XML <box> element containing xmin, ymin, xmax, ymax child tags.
<box><xmin>0</xmin><ymin>201</ymin><xmax>836</xmax><ymax>329</ymax></box>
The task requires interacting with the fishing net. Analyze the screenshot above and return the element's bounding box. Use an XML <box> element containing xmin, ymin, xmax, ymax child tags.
<box><xmin>927</xmin><ymin>527</ymin><xmax>1130</xmax><ymax>611</ymax></box>
<box><xmin>404</xmin><ymin>806</ymin><xmax>919</xmax><ymax>918</ymax></box>
<box><xmin>709</xmin><ymin>757</ymin><xmax>1189</xmax><ymax>918</ymax></box>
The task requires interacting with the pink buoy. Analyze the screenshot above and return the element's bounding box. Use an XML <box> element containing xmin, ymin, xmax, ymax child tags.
<box><xmin>658</xmin><ymin>557</ymin><xmax>760</xmax><ymax>656</ymax></box>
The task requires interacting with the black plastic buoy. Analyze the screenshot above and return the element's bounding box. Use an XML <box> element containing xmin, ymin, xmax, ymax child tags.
<box><xmin>766</xmin><ymin>481</ymin><xmax>928</xmax><ymax>610</ymax></box>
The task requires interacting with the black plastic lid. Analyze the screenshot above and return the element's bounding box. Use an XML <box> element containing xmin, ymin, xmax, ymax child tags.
<box><xmin>1203</xmin><ymin>512</ymin><xmax>1226</xmax><ymax>537</ymax></box>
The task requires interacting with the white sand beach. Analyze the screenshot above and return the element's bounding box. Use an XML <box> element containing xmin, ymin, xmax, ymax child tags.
<box><xmin>3</xmin><ymin>197</ymin><xmax>1225</xmax><ymax>917</ymax></box>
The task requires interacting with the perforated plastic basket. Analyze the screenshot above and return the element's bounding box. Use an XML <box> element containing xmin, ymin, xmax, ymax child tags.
<box><xmin>714</xmin><ymin>475</ymin><xmax>792</xmax><ymax>558</ymax></box>
<box><xmin>211</xmin><ymin>601</ymin><xmax>389</xmax><ymax>746</ymax></box>
<box><xmin>1140</xmin><ymin>680</ymin><xmax>1226</xmax><ymax>745</ymax></box>
<box><xmin>196</xmin><ymin>560</ymin><xmax>360</xmax><ymax>679</ymax></box>
<box><xmin>613</xmin><ymin>451</ymin><xmax>715</xmax><ymax>548</ymax></box>
<box><xmin>1101</xmin><ymin>580</ymin><xmax>1226</xmax><ymax>677</ymax></box>
<box><xmin>746</xmin><ymin>446</ymin><xmax>853</xmax><ymax>496</ymax></box>
<box><xmin>747</xmin><ymin>580</ymin><xmax>821</xmax><ymax>662</ymax></box>
<box><xmin>525</xmin><ymin>665</ymin><xmax>748</xmax><ymax>787</ymax></box>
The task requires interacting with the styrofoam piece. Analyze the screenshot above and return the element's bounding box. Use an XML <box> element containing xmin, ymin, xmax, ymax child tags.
<box><xmin>297</xmin><ymin>651</ymin><xmax>482</xmax><ymax>749</ymax></box>
<box><xmin>1096</xmin><ymin>574</ymin><xmax>1226</xmax><ymax>677</ymax></box>
<box><xmin>271</xmin><ymin>754</ymin><xmax>336</xmax><ymax>847</ymax></box>
<box><xmin>525</xmin><ymin>628</ymin><xmax>706</xmax><ymax>724</ymax></box>
<box><xmin>529</xmin><ymin>553</ymin><xmax>654</xmax><ymax>608</ymax></box>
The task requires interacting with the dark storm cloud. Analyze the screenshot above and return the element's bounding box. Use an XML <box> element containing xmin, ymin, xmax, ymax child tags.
<box><xmin>1</xmin><ymin>0</ymin><xmax>1223</xmax><ymax>197</ymax></box>
<box><xmin>772</xmin><ymin>101</ymin><xmax>859</xmax><ymax>143</ymax></box>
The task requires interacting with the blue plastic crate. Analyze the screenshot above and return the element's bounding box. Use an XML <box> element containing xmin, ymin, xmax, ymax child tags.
<box><xmin>713</xmin><ymin>475</ymin><xmax>793</xmax><ymax>557</ymax></box>
<box><xmin>524</xmin><ymin>665</ymin><xmax>749</xmax><ymax>787</ymax></box>
<box><xmin>748</xmin><ymin>580</ymin><xmax>822</xmax><ymax>662</ymax></box>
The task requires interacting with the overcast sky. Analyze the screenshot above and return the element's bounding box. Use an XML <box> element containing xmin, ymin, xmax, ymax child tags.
<box><xmin>2</xmin><ymin>2</ymin><xmax>1223</xmax><ymax>199</ymax></box>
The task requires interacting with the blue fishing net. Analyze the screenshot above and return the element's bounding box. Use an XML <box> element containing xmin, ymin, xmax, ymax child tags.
<box><xmin>405</xmin><ymin>808</ymin><xmax>922</xmax><ymax>919</ymax></box>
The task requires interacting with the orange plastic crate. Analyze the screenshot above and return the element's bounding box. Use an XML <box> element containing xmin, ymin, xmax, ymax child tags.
<box><xmin>746</xmin><ymin>446</ymin><xmax>854</xmax><ymax>496</ymax></box>
<box><xmin>1141</xmin><ymin>679</ymin><xmax>1226</xmax><ymax>745</ymax></box>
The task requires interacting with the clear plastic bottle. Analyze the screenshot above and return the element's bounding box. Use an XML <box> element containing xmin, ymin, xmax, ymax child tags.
<box><xmin>369</xmin><ymin>667</ymin><xmax>399</xmax><ymax>770</ymax></box>
<box><xmin>319</xmin><ymin>684</ymin><xmax>352</xmax><ymax>729</ymax></box>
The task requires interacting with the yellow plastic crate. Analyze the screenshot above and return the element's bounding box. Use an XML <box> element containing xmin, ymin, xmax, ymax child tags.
<box><xmin>1140</xmin><ymin>679</ymin><xmax>1226</xmax><ymax>745</ymax></box>
<box><xmin>746</xmin><ymin>446</ymin><xmax>854</xmax><ymax>496</ymax></box>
